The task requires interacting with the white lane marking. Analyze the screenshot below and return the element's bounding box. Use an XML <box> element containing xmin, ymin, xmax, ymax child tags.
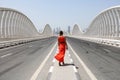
<box><xmin>1</xmin><ymin>53</ymin><xmax>13</xmax><ymax>58</ymax></box>
<box><xmin>69</xmin><ymin>54</ymin><xmax>71</xmax><ymax>57</ymax></box>
<box><xmin>73</xmin><ymin>66</ymin><xmax>77</xmax><ymax>73</ymax></box>
<box><xmin>56</xmin><ymin>48</ymin><xmax>59</xmax><ymax>53</ymax></box>
<box><xmin>68</xmin><ymin>54</ymin><xmax>71</xmax><ymax>57</ymax></box>
<box><xmin>30</xmin><ymin>42</ymin><xmax>57</xmax><ymax>80</ymax></box>
<box><xmin>70</xmin><ymin>58</ymin><xmax>73</xmax><ymax>63</ymax></box>
<box><xmin>103</xmin><ymin>49</ymin><xmax>111</xmax><ymax>53</ymax></box>
<box><xmin>49</xmin><ymin>66</ymin><xmax>54</xmax><ymax>72</ymax></box>
<box><xmin>68</xmin><ymin>42</ymin><xmax>97</xmax><ymax>80</ymax></box>
<box><xmin>52</xmin><ymin>59</ymin><xmax>56</xmax><ymax>63</ymax></box>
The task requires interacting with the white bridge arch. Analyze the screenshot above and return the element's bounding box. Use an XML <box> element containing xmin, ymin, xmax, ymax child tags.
<box><xmin>42</xmin><ymin>24</ymin><xmax>53</xmax><ymax>37</ymax></box>
<box><xmin>84</xmin><ymin>6</ymin><xmax>120</xmax><ymax>39</ymax></box>
<box><xmin>0</xmin><ymin>7</ymin><xmax>39</xmax><ymax>39</ymax></box>
<box><xmin>72</xmin><ymin>24</ymin><xmax>83</xmax><ymax>36</ymax></box>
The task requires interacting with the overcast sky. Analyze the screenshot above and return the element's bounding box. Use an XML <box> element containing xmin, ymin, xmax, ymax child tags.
<box><xmin>0</xmin><ymin>0</ymin><xmax>120</xmax><ymax>32</ymax></box>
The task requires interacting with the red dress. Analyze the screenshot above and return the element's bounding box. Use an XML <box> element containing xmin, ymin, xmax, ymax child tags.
<box><xmin>55</xmin><ymin>36</ymin><xmax>66</xmax><ymax>62</ymax></box>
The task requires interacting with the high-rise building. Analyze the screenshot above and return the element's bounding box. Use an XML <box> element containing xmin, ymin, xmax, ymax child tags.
<box><xmin>68</xmin><ymin>26</ymin><xmax>70</xmax><ymax>34</ymax></box>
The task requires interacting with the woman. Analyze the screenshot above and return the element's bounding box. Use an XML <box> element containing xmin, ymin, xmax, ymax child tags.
<box><xmin>55</xmin><ymin>31</ymin><xmax>68</xmax><ymax>66</ymax></box>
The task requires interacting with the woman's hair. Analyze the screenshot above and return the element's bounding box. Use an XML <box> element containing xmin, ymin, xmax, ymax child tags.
<box><xmin>59</xmin><ymin>31</ymin><xmax>63</xmax><ymax>36</ymax></box>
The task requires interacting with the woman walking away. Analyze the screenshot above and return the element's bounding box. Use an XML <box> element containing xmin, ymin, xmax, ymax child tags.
<box><xmin>55</xmin><ymin>31</ymin><xmax>68</xmax><ymax>66</ymax></box>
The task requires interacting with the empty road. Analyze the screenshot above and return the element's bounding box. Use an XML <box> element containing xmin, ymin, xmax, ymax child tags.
<box><xmin>0</xmin><ymin>37</ymin><xmax>120</xmax><ymax>80</ymax></box>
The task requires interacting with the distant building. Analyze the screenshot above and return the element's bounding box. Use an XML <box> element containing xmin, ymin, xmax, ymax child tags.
<box><xmin>68</xmin><ymin>26</ymin><xmax>70</xmax><ymax>34</ymax></box>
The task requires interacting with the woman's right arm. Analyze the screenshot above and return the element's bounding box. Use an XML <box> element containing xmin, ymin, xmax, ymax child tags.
<box><xmin>65</xmin><ymin>38</ymin><xmax>68</xmax><ymax>49</ymax></box>
<box><xmin>58</xmin><ymin>37</ymin><xmax>60</xmax><ymax>46</ymax></box>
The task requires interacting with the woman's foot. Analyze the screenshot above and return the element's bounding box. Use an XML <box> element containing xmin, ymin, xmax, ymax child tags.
<box><xmin>62</xmin><ymin>62</ymin><xmax>65</xmax><ymax>65</ymax></box>
<box><xmin>59</xmin><ymin>62</ymin><xmax>61</xmax><ymax>66</ymax></box>
<box><xmin>59</xmin><ymin>62</ymin><xmax>65</xmax><ymax>66</ymax></box>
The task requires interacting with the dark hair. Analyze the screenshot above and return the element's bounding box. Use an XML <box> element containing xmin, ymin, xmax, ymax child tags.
<box><xmin>59</xmin><ymin>31</ymin><xmax>63</xmax><ymax>36</ymax></box>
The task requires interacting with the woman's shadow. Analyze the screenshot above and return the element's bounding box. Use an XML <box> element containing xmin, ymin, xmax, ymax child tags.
<box><xmin>62</xmin><ymin>63</ymin><xmax>75</xmax><ymax>66</ymax></box>
<box><xmin>61</xmin><ymin>63</ymin><xmax>79</xmax><ymax>69</ymax></box>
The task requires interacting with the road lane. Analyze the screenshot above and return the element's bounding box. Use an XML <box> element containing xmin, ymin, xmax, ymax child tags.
<box><xmin>68</xmin><ymin>42</ymin><xmax>97</xmax><ymax>80</ymax></box>
<box><xmin>0</xmin><ymin>37</ymin><xmax>57</xmax><ymax>80</ymax></box>
<box><xmin>67</xmin><ymin>37</ymin><xmax>120</xmax><ymax>80</ymax></box>
<box><xmin>0</xmin><ymin>36</ymin><xmax>120</xmax><ymax>80</ymax></box>
<box><xmin>30</xmin><ymin>42</ymin><xmax>57</xmax><ymax>80</ymax></box>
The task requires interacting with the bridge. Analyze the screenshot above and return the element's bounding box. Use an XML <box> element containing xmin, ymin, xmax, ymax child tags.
<box><xmin>0</xmin><ymin>6</ymin><xmax>120</xmax><ymax>80</ymax></box>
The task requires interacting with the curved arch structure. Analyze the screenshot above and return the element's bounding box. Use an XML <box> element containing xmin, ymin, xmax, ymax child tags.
<box><xmin>84</xmin><ymin>6</ymin><xmax>120</xmax><ymax>39</ymax></box>
<box><xmin>0</xmin><ymin>7</ymin><xmax>39</xmax><ymax>39</ymax></box>
<box><xmin>72</xmin><ymin>24</ymin><xmax>83</xmax><ymax>36</ymax></box>
<box><xmin>42</xmin><ymin>24</ymin><xmax>53</xmax><ymax>37</ymax></box>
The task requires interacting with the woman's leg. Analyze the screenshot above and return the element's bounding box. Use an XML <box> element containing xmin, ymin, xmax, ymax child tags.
<box><xmin>59</xmin><ymin>62</ymin><xmax>61</xmax><ymax>66</ymax></box>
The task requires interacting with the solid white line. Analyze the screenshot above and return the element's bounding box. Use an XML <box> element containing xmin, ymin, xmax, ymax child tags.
<box><xmin>30</xmin><ymin>42</ymin><xmax>57</xmax><ymax>80</ymax></box>
<box><xmin>68</xmin><ymin>42</ymin><xmax>97</xmax><ymax>80</ymax></box>
<box><xmin>1</xmin><ymin>53</ymin><xmax>13</xmax><ymax>58</ymax></box>
<box><xmin>49</xmin><ymin>66</ymin><xmax>54</xmax><ymax>72</ymax></box>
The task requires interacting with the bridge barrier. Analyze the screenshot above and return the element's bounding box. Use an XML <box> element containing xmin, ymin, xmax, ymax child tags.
<box><xmin>0</xmin><ymin>35</ymin><xmax>54</xmax><ymax>49</ymax></box>
<box><xmin>70</xmin><ymin>36</ymin><xmax>120</xmax><ymax>47</ymax></box>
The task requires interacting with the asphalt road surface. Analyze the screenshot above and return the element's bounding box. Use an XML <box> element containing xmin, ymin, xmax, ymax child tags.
<box><xmin>0</xmin><ymin>36</ymin><xmax>120</xmax><ymax>80</ymax></box>
<box><xmin>67</xmin><ymin>37</ymin><xmax>120</xmax><ymax>80</ymax></box>
<box><xmin>0</xmin><ymin>37</ymin><xmax>57</xmax><ymax>80</ymax></box>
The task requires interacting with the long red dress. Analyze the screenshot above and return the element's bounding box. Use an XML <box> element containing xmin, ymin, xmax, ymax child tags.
<box><xmin>55</xmin><ymin>36</ymin><xmax>66</xmax><ymax>62</ymax></box>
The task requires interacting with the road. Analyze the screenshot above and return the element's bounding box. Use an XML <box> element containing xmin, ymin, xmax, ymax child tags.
<box><xmin>0</xmin><ymin>36</ymin><xmax>120</xmax><ymax>80</ymax></box>
<box><xmin>67</xmin><ymin>37</ymin><xmax>120</xmax><ymax>80</ymax></box>
<box><xmin>0</xmin><ymin>37</ymin><xmax>57</xmax><ymax>80</ymax></box>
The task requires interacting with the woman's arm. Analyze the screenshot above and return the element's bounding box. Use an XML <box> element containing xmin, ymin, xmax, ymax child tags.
<box><xmin>65</xmin><ymin>37</ymin><xmax>68</xmax><ymax>49</ymax></box>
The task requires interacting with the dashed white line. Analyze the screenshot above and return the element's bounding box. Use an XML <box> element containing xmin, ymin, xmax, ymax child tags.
<box><xmin>52</xmin><ymin>59</ymin><xmax>56</xmax><ymax>63</ymax></box>
<box><xmin>68</xmin><ymin>42</ymin><xmax>97</xmax><ymax>80</ymax></box>
<box><xmin>73</xmin><ymin>66</ymin><xmax>77</xmax><ymax>73</ymax></box>
<box><xmin>70</xmin><ymin>58</ymin><xmax>73</xmax><ymax>63</ymax></box>
<box><xmin>68</xmin><ymin>54</ymin><xmax>71</xmax><ymax>57</ymax></box>
<box><xmin>49</xmin><ymin>66</ymin><xmax>54</xmax><ymax>72</ymax></box>
<box><xmin>1</xmin><ymin>53</ymin><xmax>13</xmax><ymax>58</ymax></box>
<box><xmin>30</xmin><ymin>42</ymin><xmax>57</xmax><ymax>80</ymax></box>
<box><xmin>103</xmin><ymin>49</ymin><xmax>111</xmax><ymax>53</ymax></box>
<box><xmin>56</xmin><ymin>48</ymin><xmax>59</xmax><ymax>53</ymax></box>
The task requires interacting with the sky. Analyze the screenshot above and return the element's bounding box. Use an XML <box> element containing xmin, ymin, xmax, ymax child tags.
<box><xmin>0</xmin><ymin>0</ymin><xmax>120</xmax><ymax>32</ymax></box>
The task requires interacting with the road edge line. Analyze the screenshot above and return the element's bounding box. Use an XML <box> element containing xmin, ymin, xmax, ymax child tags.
<box><xmin>30</xmin><ymin>42</ymin><xmax>57</xmax><ymax>80</ymax></box>
<box><xmin>68</xmin><ymin>42</ymin><xmax>97</xmax><ymax>80</ymax></box>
